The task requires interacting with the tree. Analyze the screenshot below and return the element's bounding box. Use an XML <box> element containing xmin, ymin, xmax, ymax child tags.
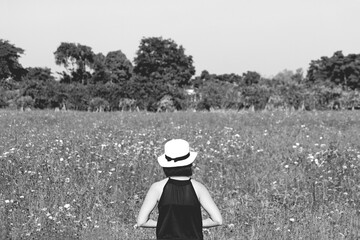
<box><xmin>0</xmin><ymin>39</ymin><xmax>27</xmax><ymax>81</ymax></box>
<box><xmin>292</xmin><ymin>68</ymin><xmax>305</xmax><ymax>84</ymax></box>
<box><xmin>274</xmin><ymin>69</ymin><xmax>296</xmax><ymax>83</ymax></box>
<box><xmin>270</xmin><ymin>69</ymin><xmax>307</xmax><ymax>110</ymax></box>
<box><xmin>104</xmin><ymin>50</ymin><xmax>133</xmax><ymax>85</ymax></box>
<box><xmin>90</xmin><ymin>53</ymin><xmax>111</xmax><ymax>84</ymax></box>
<box><xmin>133</xmin><ymin>37</ymin><xmax>195</xmax><ymax>87</ymax></box>
<box><xmin>242</xmin><ymin>71</ymin><xmax>261</xmax><ymax>86</ymax></box>
<box><xmin>23</xmin><ymin>67</ymin><xmax>55</xmax><ymax>82</ymax></box>
<box><xmin>307</xmin><ymin>51</ymin><xmax>360</xmax><ymax>89</ymax></box>
<box><xmin>132</xmin><ymin>37</ymin><xmax>195</xmax><ymax>111</ymax></box>
<box><xmin>192</xmin><ymin>70</ymin><xmax>212</xmax><ymax>89</ymax></box>
<box><xmin>0</xmin><ymin>88</ymin><xmax>8</xmax><ymax>108</ymax></box>
<box><xmin>54</xmin><ymin>42</ymin><xmax>95</xmax><ymax>84</ymax></box>
<box><xmin>197</xmin><ymin>80</ymin><xmax>227</xmax><ymax>110</ymax></box>
<box><xmin>19</xmin><ymin>67</ymin><xmax>58</xmax><ymax>109</ymax></box>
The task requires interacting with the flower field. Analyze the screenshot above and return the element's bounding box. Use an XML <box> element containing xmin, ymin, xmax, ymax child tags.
<box><xmin>1</xmin><ymin>109</ymin><xmax>360</xmax><ymax>239</ymax></box>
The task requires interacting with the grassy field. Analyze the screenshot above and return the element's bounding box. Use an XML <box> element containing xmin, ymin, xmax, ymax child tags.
<box><xmin>1</xmin><ymin>109</ymin><xmax>360</xmax><ymax>239</ymax></box>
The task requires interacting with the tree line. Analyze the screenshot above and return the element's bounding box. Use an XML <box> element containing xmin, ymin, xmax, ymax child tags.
<box><xmin>1</xmin><ymin>37</ymin><xmax>360</xmax><ymax>112</ymax></box>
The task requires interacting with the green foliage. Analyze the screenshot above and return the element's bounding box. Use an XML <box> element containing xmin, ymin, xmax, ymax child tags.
<box><xmin>157</xmin><ymin>95</ymin><xmax>176</xmax><ymax>112</ymax></box>
<box><xmin>240</xmin><ymin>84</ymin><xmax>271</xmax><ymax>110</ymax></box>
<box><xmin>0</xmin><ymin>39</ymin><xmax>27</xmax><ymax>81</ymax></box>
<box><xmin>339</xmin><ymin>90</ymin><xmax>360</xmax><ymax>110</ymax></box>
<box><xmin>0</xmin><ymin>78</ymin><xmax>22</xmax><ymax>92</ymax></box>
<box><xmin>54</xmin><ymin>42</ymin><xmax>95</xmax><ymax>84</ymax></box>
<box><xmin>274</xmin><ymin>68</ymin><xmax>304</xmax><ymax>85</ymax></box>
<box><xmin>196</xmin><ymin>80</ymin><xmax>226</xmax><ymax>110</ymax></box>
<box><xmin>192</xmin><ymin>71</ymin><xmax>243</xmax><ymax>90</ymax></box>
<box><xmin>133</xmin><ymin>37</ymin><xmax>195</xmax><ymax>87</ymax></box>
<box><xmin>277</xmin><ymin>83</ymin><xmax>305</xmax><ymax>109</ymax></box>
<box><xmin>0</xmin><ymin>88</ymin><xmax>8</xmax><ymax>108</ymax></box>
<box><xmin>104</xmin><ymin>50</ymin><xmax>133</xmax><ymax>85</ymax></box>
<box><xmin>118</xmin><ymin>98</ymin><xmax>137</xmax><ymax>111</ymax></box>
<box><xmin>22</xmin><ymin>79</ymin><xmax>60</xmax><ymax>109</ymax></box>
<box><xmin>15</xmin><ymin>96</ymin><xmax>34</xmax><ymax>109</ymax></box>
<box><xmin>87</xmin><ymin>83</ymin><xmax>125</xmax><ymax>111</ymax></box>
<box><xmin>3</xmin><ymin>38</ymin><xmax>360</xmax><ymax>112</ymax></box>
<box><xmin>307</xmin><ymin>51</ymin><xmax>360</xmax><ymax>89</ymax></box>
<box><xmin>61</xmin><ymin>84</ymin><xmax>90</xmax><ymax>110</ymax></box>
<box><xmin>302</xmin><ymin>86</ymin><xmax>342</xmax><ymax>110</ymax></box>
<box><xmin>23</xmin><ymin>67</ymin><xmax>55</xmax><ymax>82</ymax></box>
<box><xmin>216</xmin><ymin>73</ymin><xmax>243</xmax><ymax>85</ymax></box>
<box><xmin>242</xmin><ymin>71</ymin><xmax>261</xmax><ymax>86</ymax></box>
<box><xmin>128</xmin><ymin>75</ymin><xmax>185</xmax><ymax>111</ymax></box>
<box><xmin>89</xmin><ymin>97</ymin><xmax>110</xmax><ymax>112</ymax></box>
<box><xmin>131</xmin><ymin>37</ymin><xmax>195</xmax><ymax>111</ymax></box>
<box><xmin>90</xmin><ymin>53</ymin><xmax>111</xmax><ymax>84</ymax></box>
<box><xmin>220</xmin><ymin>85</ymin><xmax>243</xmax><ymax>110</ymax></box>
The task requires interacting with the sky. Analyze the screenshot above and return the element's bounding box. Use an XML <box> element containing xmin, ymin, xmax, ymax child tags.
<box><xmin>2</xmin><ymin>0</ymin><xmax>360</xmax><ymax>78</ymax></box>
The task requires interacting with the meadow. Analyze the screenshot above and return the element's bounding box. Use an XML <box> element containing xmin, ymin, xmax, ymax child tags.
<box><xmin>1</xmin><ymin>109</ymin><xmax>360</xmax><ymax>240</ymax></box>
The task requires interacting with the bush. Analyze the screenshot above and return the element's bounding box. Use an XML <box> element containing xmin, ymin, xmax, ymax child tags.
<box><xmin>89</xmin><ymin>97</ymin><xmax>109</xmax><ymax>112</ymax></box>
<box><xmin>0</xmin><ymin>97</ymin><xmax>8</xmax><ymax>108</ymax></box>
<box><xmin>240</xmin><ymin>85</ymin><xmax>271</xmax><ymax>110</ymax></box>
<box><xmin>339</xmin><ymin>90</ymin><xmax>360</xmax><ymax>110</ymax></box>
<box><xmin>302</xmin><ymin>86</ymin><xmax>342</xmax><ymax>111</ymax></box>
<box><xmin>157</xmin><ymin>95</ymin><xmax>175</xmax><ymax>112</ymax></box>
<box><xmin>63</xmin><ymin>84</ymin><xmax>90</xmax><ymax>111</ymax></box>
<box><xmin>0</xmin><ymin>89</ymin><xmax>8</xmax><ymax>108</ymax></box>
<box><xmin>16</xmin><ymin>96</ymin><xmax>34</xmax><ymax>110</ymax></box>
<box><xmin>197</xmin><ymin>80</ymin><xmax>226</xmax><ymax>110</ymax></box>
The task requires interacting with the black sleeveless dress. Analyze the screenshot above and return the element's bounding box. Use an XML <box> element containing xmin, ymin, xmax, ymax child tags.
<box><xmin>156</xmin><ymin>178</ymin><xmax>203</xmax><ymax>240</ymax></box>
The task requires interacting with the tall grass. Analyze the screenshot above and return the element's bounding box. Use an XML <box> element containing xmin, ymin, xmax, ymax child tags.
<box><xmin>1</xmin><ymin>109</ymin><xmax>360</xmax><ymax>239</ymax></box>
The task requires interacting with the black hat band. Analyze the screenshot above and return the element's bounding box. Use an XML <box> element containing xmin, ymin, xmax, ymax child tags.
<box><xmin>165</xmin><ymin>152</ymin><xmax>190</xmax><ymax>162</ymax></box>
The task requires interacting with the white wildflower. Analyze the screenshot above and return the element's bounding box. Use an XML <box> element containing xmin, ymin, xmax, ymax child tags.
<box><xmin>314</xmin><ymin>159</ymin><xmax>319</xmax><ymax>166</ymax></box>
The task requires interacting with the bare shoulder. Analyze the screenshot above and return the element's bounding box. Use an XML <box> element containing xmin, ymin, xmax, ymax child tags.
<box><xmin>154</xmin><ymin>178</ymin><xmax>168</xmax><ymax>188</ymax></box>
<box><xmin>191</xmin><ymin>179</ymin><xmax>207</xmax><ymax>188</ymax></box>
<box><xmin>149</xmin><ymin>178</ymin><xmax>168</xmax><ymax>197</ymax></box>
<box><xmin>190</xmin><ymin>179</ymin><xmax>208</xmax><ymax>197</ymax></box>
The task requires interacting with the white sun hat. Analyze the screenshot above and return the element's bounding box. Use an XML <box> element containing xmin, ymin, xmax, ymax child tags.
<box><xmin>158</xmin><ymin>139</ymin><xmax>197</xmax><ymax>168</ymax></box>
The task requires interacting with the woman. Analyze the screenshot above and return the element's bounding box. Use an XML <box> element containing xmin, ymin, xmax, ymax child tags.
<box><xmin>136</xmin><ymin>139</ymin><xmax>223</xmax><ymax>240</ymax></box>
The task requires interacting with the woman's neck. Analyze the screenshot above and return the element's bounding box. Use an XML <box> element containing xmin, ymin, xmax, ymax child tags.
<box><xmin>169</xmin><ymin>176</ymin><xmax>191</xmax><ymax>180</ymax></box>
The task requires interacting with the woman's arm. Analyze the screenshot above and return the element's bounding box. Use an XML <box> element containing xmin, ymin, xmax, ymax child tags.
<box><xmin>196</xmin><ymin>182</ymin><xmax>223</xmax><ymax>228</ymax></box>
<box><xmin>202</xmin><ymin>218</ymin><xmax>222</xmax><ymax>228</ymax></box>
<box><xmin>136</xmin><ymin>183</ymin><xmax>159</xmax><ymax>228</ymax></box>
<box><xmin>136</xmin><ymin>219</ymin><xmax>157</xmax><ymax>228</ymax></box>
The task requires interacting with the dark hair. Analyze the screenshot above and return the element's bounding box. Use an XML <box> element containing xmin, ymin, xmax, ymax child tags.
<box><xmin>163</xmin><ymin>164</ymin><xmax>193</xmax><ymax>177</ymax></box>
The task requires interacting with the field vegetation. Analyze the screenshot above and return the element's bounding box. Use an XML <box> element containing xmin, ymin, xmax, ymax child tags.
<box><xmin>1</xmin><ymin>109</ymin><xmax>360</xmax><ymax>239</ymax></box>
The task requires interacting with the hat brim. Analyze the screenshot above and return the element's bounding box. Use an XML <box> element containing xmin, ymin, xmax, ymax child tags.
<box><xmin>158</xmin><ymin>152</ymin><xmax>197</xmax><ymax>168</ymax></box>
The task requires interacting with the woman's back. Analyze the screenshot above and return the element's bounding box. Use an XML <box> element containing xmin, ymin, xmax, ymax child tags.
<box><xmin>156</xmin><ymin>178</ymin><xmax>203</xmax><ymax>240</ymax></box>
<box><xmin>136</xmin><ymin>139</ymin><xmax>222</xmax><ymax>238</ymax></box>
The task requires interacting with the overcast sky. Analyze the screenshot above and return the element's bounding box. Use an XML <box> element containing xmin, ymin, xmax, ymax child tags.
<box><xmin>2</xmin><ymin>0</ymin><xmax>360</xmax><ymax>77</ymax></box>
